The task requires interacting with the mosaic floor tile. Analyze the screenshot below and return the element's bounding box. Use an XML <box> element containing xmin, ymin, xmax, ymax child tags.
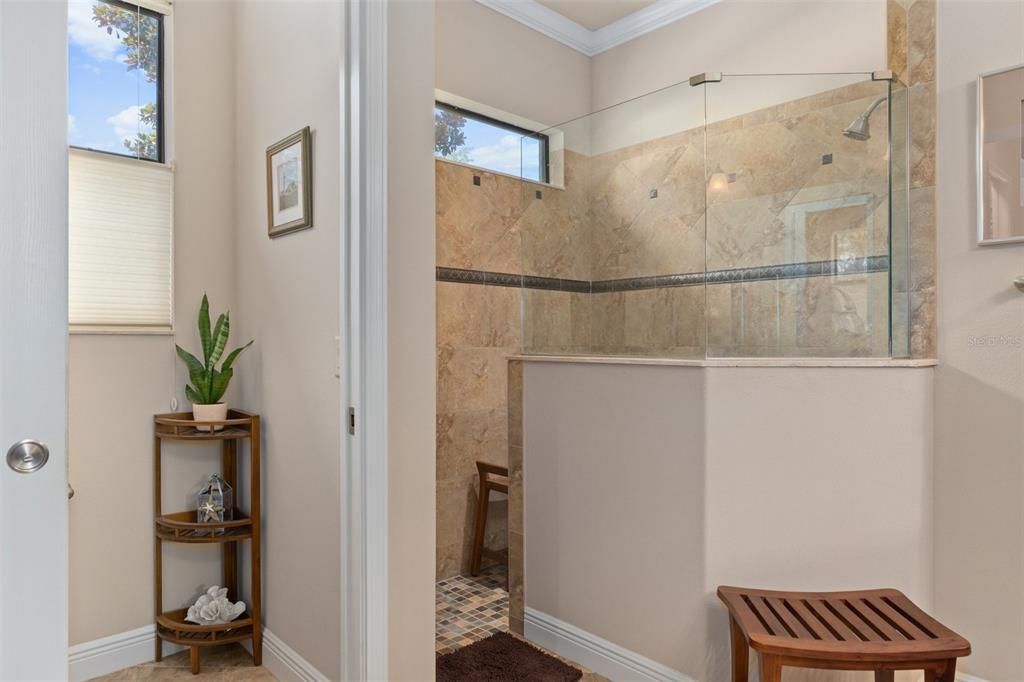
<box><xmin>435</xmin><ymin>563</ymin><xmax>509</xmax><ymax>654</ymax></box>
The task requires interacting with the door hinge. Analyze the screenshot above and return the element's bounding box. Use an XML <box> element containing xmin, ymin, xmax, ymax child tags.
<box><xmin>348</xmin><ymin>407</ymin><xmax>356</xmax><ymax>435</ymax></box>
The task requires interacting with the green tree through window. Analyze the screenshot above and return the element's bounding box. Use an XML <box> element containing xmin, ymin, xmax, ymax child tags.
<box><xmin>91</xmin><ymin>1</ymin><xmax>160</xmax><ymax>160</ymax></box>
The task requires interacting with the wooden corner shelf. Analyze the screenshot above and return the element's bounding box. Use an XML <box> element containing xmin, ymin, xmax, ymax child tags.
<box><xmin>155</xmin><ymin>510</ymin><xmax>253</xmax><ymax>543</ymax></box>
<box><xmin>154</xmin><ymin>410</ymin><xmax>262</xmax><ymax>674</ymax></box>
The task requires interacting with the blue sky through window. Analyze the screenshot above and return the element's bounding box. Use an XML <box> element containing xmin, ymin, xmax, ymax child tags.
<box><xmin>435</xmin><ymin>108</ymin><xmax>543</xmax><ymax>182</ymax></box>
<box><xmin>68</xmin><ymin>0</ymin><xmax>158</xmax><ymax>159</ymax></box>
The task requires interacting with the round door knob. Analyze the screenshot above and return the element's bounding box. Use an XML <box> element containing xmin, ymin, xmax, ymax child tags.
<box><xmin>6</xmin><ymin>440</ymin><xmax>49</xmax><ymax>474</ymax></box>
<box><xmin>1014</xmin><ymin>276</ymin><xmax>1024</xmax><ymax>292</ymax></box>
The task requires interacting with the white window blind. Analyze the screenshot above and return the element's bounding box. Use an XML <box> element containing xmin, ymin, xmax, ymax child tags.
<box><xmin>69</xmin><ymin>148</ymin><xmax>173</xmax><ymax>330</ymax></box>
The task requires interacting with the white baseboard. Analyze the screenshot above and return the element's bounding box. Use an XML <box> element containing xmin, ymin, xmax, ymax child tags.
<box><xmin>524</xmin><ymin>607</ymin><xmax>695</xmax><ymax>682</ymax></box>
<box><xmin>68</xmin><ymin>625</ymin><xmax>326</xmax><ymax>682</ymax></box>
<box><xmin>956</xmin><ymin>674</ymin><xmax>990</xmax><ymax>682</ymax></box>
<box><xmin>68</xmin><ymin>624</ymin><xmax>184</xmax><ymax>681</ymax></box>
<box><xmin>260</xmin><ymin>628</ymin><xmax>329</xmax><ymax>682</ymax></box>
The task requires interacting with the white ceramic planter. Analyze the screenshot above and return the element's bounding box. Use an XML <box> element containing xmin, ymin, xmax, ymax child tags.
<box><xmin>192</xmin><ymin>402</ymin><xmax>228</xmax><ymax>432</ymax></box>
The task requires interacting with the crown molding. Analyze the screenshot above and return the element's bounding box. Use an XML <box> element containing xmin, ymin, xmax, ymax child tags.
<box><xmin>474</xmin><ymin>0</ymin><xmax>722</xmax><ymax>56</ymax></box>
<box><xmin>475</xmin><ymin>0</ymin><xmax>594</xmax><ymax>54</ymax></box>
<box><xmin>592</xmin><ymin>0</ymin><xmax>721</xmax><ymax>53</ymax></box>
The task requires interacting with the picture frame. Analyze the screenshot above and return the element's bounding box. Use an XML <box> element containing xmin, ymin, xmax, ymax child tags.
<box><xmin>266</xmin><ymin>126</ymin><xmax>312</xmax><ymax>238</ymax></box>
<box><xmin>977</xmin><ymin>64</ymin><xmax>1024</xmax><ymax>245</ymax></box>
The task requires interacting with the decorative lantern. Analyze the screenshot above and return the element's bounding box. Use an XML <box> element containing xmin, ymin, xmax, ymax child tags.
<box><xmin>196</xmin><ymin>474</ymin><xmax>233</xmax><ymax>534</ymax></box>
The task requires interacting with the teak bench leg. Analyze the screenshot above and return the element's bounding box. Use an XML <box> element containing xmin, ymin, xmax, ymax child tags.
<box><xmin>729</xmin><ymin>617</ymin><xmax>748</xmax><ymax>682</ymax></box>
<box><xmin>759</xmin><ymin>654</ymin><xmax>782</xmax><ymax>682</ymax></box>
<box><xmin>189</xmin><ymin>645</ymin><xmax>200</xmax><ymax>674</ymax></box>
<box><xmin>469</xmin><ymin>481</ymin><xmax>490</xmax><ymax>576</ymax></box>
<box><xmin>875</xmin><ymin>671</ymin><xmax>895</xmax><ymax>682</ymax></box>
<box><xmin>926</xmin><ymin>660</ymin><xmax>957</xmax><ymax>682</ymax></box>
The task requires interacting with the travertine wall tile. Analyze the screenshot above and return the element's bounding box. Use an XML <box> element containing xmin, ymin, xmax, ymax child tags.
<box><xmin>888</xmin><ymin>0</ymin><xmax>909</xmax><ymax>85</ymax></box>
<box><xmin>436</xmin><ymin>160</ymin><xmax>524</xmax><ymax>273</ymax></box>
<box><xmin>907</xmin><ymin>0</ymin><xmax>936</xmax><ymax>86</ymax></box>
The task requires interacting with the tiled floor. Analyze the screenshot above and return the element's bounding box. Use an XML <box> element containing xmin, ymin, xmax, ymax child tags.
<box><xmin>435</xmin><ymin>563</ymin><xmax>510</xmax><ymax>654</ymax></box>
<box><xmin>89</xmin><ymin>644</ymin><xmax>275</xmax><ymax>681</ymax></box>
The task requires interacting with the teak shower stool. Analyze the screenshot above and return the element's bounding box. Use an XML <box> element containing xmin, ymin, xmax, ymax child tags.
<box><xmin>718</xmin><ymin>586</ymin><xmax>970</xmax><ymax>682</ymax></box>
<box><xmin>153</xmin><ymin>410</ymin><xmax>262</xmax><ymax>675</ymax></box>
<box><xmin>470</xmin><ymin>461</ymin><xmax>509</xmax><ymax>576</ymax></box>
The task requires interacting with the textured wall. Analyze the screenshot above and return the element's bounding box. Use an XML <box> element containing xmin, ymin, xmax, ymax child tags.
<box><xmin>233</xmin><ymin>1</ymin><xmax>342</xmax><ymax>676</ymax></box>
<box><xmin>933</xmin><ymin>1</ymin><xmax>1024</xmax><ymax>678</ymax></box>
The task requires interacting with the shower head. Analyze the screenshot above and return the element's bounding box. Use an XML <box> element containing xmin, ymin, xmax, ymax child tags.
<box><xmin>842</xmin><ymin>95</ymin><xmax>888</xmax><ymax>141</ymax></box>
<box><xmin>842</xmin><ymin>116</ymin><xmax>872</xmax><ymax>141</ymax></box>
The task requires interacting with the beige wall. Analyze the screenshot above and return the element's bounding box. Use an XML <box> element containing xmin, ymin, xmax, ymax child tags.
<box><xmin>387</xmin><ymin>1</ymin><xmax>438</xmax><ymax>678</ymax></box>
<box><xmin>523</xmin><ymin>361</ymin><xmax>933</xmax><ymax>681</ymax></box>
<box><xmin>933</xmin><ymin>2</ymin><xmax>1024</xmax><ymax>679</ymax></box>
<box><xmin>436</xmin><ymin>0</ymin><xmax>591</xmax><ymax>126</ymax></box>
<box><xmin>232</xmin><ymin>0</ymin><xmax>343</xmax><ymax>677</ymax></box>
<box><xmin>69</xmin><ymin>0</ymin><xmax>238</xmax><ymax>646</ymax></box>
<box><xmin>590</xmin><ymin>0</ymin><xmax>887</xmax><ymax>111</ymax></box>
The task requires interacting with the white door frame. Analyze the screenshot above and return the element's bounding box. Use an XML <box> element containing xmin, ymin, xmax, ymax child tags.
<box><xmin>0</xmin><ymin>0</ymin><xmax>71</xmax><ymax>678</ymax></box>
<box><xmin>341</xmin><ymin>0</ymin><xmax>389</xmax><ymax>679</ymax></box>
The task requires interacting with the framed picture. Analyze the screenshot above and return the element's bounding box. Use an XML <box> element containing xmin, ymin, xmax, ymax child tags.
<box><xmin>266</xmin><ymin>127</ymin><xmax>312</xmax><ymax>238</ymax></box>
<box><xmin>977</xmin><ymin>65</ymin><xmax>1024</xmax><ymax>245</ymax></box>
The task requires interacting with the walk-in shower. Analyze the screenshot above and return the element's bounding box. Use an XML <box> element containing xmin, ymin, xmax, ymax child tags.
<box><xmin>518</xmin><ymin>71</ymin><xmax>911</xmax><ymax>359</ymax></box>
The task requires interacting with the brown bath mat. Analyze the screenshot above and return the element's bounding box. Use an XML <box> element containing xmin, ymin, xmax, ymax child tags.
<box><xmin>436</xmin><ymin>632</ymin><xmax>583</xmax><ymax>681</ymax></box>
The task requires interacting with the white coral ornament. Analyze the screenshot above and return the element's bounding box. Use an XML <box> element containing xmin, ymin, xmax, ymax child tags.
<box><xmin>185</xmin><ymin>586</ymin><xmax>246</xmax><ymax>625</ymax></box>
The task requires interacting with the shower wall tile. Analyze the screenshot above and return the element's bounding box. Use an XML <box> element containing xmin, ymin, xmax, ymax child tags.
<box><xmin>888</xmin><ymin>0</ymin><xmax>909</xmax><ymax>85</ymax></box>
<box><xmin>706</xmin><ymin>280</ymin><xmax>782</xmax><ymax>354</ymax></box>
<box><xmin>437</xmin><ymin>281</ymin><xmax>520</xmax><ymax>348</ymax></box>
<box><xmin>669</xmin><ymin>286</ymin><xmax>707</xmax><ymax>352</ymax></box>
<box><xmin>437</xmin><ymin>408</ymin><xmax>509</xmax><ymax>483</ymax></box>
<box><xmin>909</xmin><ymin>186</ymin><xmax>936</xmax><ymax>291</ymax></box>
<box><xmin>910</xmin><ymin>285</ymin><xmax>936</xmax><ymax>358</ymax></box>
<box><xmin>624</xmin><ymin>289</ymin><xmax>675</xmax><ymax>353</ymax></box>
<box><xmin>522</xmin><ymin>289</ymin><xmax>573</xmax><ymax>353</ymax></box>
<box><xmin>890</xmin><ymin>0</ymin><xmax>936</xmax><ymax>357</ymax></box>
<box><xmin>909</xmin><ymin>82</ymin><xmax>936</xmax><ymax>189</ymax></box>
<box><xmin>436</xmin><ymin>161</ymin><xmax>526</xmax><ymax>578</ymax></box>
<box><xmin>438</xmin><ymin>345</ymin><xmax>515</xmax><ymax>414</ymax></box>
<box><xmin>591</xmin><ymin>291</ymin><xmax>626</xmax><ymax>353</ymax></box>
<box><xmin>907</xmin><ymin>0</ymin><xmax>936</xmax><ymax>86</ymax></box>
<box><xmin>507</xmin><ymin>361</ymin><xmax>524</xmax><ymax>632</ymax></box>
<box><xmin>436</xmin><ymin>160</ymin><xmax>524</xmax><ymax>274</ymax></box>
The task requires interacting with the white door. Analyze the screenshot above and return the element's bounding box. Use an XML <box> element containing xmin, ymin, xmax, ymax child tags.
<box><xmin>0</xmin><ymin>1</ymin><xmax>71</xmax><ymax>679</ymax></box>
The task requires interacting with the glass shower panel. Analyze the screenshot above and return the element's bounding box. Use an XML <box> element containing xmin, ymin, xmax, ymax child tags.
<box><xmin>520</xmin><ymin>81</ymin><xmax>706</xmax><ymax>358</ymax></box>
<box><xmin>704</xmin><ymin>74</ymin><xmax>893</xmax><ymax>357</ymax></box>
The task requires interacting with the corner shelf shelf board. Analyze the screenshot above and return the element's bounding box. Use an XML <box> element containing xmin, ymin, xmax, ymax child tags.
<box><xmin>153</xmin><ymin>409</ymin><xmax>262</xmax><ymax>674</ymax></box>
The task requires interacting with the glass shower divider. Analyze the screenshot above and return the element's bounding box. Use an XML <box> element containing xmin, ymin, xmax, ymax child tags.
<box><xmin>520</xmin><ymin>71</ymin><xmax>910</xmax><ymax>359</ymax></box>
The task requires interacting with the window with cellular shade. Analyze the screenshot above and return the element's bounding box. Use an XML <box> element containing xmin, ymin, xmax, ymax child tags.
<box><xmin>68</xmin><ymin>148</ymin><xmax>173</xmax><ymax>329</ymax></box>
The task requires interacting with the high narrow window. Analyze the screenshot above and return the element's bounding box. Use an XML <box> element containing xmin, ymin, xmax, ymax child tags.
<box><xmin>434</xmin><ymin>101</ymin><xmax>549</xmax><ymax>183</ymax></box>
<box><xmin>68</xmin><ymin>0</ymin><xmax>172</xmax><ymax>330</ymax></box>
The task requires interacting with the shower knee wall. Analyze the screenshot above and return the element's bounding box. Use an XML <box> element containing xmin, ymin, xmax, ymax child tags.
<box><xmin>520</xmin><ymin>361</ymin><xmax>933</xmax><ymax>681</ymax></box>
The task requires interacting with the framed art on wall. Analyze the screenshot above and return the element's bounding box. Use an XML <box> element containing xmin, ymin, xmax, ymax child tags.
<box><xmin>266</xmin><ymin>126</ymin><xmax>312</xmax><ymax>238</ymax></box>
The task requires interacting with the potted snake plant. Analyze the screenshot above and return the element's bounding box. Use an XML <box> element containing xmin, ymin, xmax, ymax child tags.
<box><xmin>176</xmin><ymin>294</ymin><xmax>253</xmax><ymax>431</ymax></box>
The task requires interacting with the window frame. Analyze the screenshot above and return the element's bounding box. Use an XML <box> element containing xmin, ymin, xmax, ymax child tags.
<box><xmin>69</xmin><ymin>0</ymin><xmax>165</xmax><ymax>164</ymax></box>
<box><xmin>435</xmin><ymin>100</ymin><xmax>550</xmax><ymax>184</ymax></box>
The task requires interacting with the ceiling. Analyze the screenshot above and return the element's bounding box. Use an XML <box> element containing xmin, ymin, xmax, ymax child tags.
<box><xmin>476</xmin><ymin>0</ymin><xmax>722</xmax><ymax>56</ymax></box>
<box><xmin>535</xmin><ymin>0</ymin><xmax>658</xmax><ymax>31</ymax></box>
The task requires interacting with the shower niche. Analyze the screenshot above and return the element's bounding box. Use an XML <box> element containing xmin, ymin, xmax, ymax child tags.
<box><xmin>518</xmin><ymin>72</ymin><xmax>910</xmax><ymax>360</ymax></box>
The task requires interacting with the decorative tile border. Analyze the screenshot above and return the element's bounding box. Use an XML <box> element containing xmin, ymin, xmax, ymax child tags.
<box><xmin>438</xmin><ymin>256</ymin><xmax>889</xmax><ymax>293</ymax></box>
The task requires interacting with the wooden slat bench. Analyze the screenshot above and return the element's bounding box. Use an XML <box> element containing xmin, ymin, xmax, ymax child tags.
<box><xmin>718</xmin><ymin>586</ymin><xmax>971</xmax><ymax>682</ymax></box>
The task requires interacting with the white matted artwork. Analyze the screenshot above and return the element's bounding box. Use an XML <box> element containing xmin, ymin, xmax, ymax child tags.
<box><xmin>266</xmin><ymin>126</ymin><xmax>312</xmax><ymax>238</ymax></box>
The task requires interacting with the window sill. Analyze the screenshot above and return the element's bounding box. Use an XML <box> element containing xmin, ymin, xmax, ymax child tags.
<box><xmin>70</xmin><ymin>326</ymin><xmax>174</xmax><ymax>336</ymax></box>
